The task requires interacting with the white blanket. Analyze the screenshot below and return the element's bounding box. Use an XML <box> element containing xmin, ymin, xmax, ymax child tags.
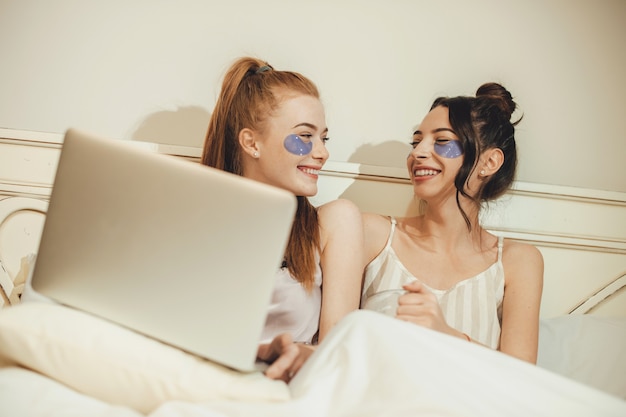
<box><xmin>2</xmin><ymin>310</ymin><xmax>625</xmax><ymax>417</ymax></box>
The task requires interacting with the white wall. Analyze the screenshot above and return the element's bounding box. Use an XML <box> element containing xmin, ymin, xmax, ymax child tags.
<box><xmin>1</xmin><ymin>0</ymin><xmax>625</xmax><ymax>193</ymax></box>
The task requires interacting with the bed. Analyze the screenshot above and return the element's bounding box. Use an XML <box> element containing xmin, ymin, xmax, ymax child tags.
<box><xmin>0</xmin><ymin>128</ymin><xmax>625</xmax><ymax>416</ymax></box>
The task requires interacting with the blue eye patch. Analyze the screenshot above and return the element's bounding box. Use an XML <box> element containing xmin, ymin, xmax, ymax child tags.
<box><xmin>283</xmin><ymin>134</ymin><xmax>313</xmax><ymax>156</ymax></box>
<box><xmin>434</xmin><ymin>140</ymin><xmax>463</xmax><ymax>158</ymax></box>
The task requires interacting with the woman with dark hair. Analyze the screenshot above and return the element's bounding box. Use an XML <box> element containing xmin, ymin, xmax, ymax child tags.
<box><xmin>361</xmin><ymin>83</ymin><xmax>544</xmax><ymax>363</ymax></box>
<box><xmin>202</xmin><ymin>57</ymin><xmax>364</xmax><ymax>380</ymax></box>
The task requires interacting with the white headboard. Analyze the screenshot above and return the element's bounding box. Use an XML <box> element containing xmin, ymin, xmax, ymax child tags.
<box><xmin>1</xmin><ymin>128</ymin><xmax>624</xmax><ymax>318</ymax></box>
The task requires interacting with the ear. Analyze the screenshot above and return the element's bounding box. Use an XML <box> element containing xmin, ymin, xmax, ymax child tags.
<box><xmin>238</xmin><ymin>128</ymin><xmax>260</xmax><ymax>158</ymax></box>
<box><xmin>479</xmin><ymin>148</ymin><xmax>504</xmax><ymax>177</ymax></box>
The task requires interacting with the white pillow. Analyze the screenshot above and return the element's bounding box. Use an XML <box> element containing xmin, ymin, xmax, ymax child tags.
<box><xmin>538</xmin><ymin>315</ymin><xmax>626</xmax><ymax>399</ymax></box>
<box><xmin>0</xmin><ymin>302</ymin><xmax>289</xmax><ymax>413</ymax></box>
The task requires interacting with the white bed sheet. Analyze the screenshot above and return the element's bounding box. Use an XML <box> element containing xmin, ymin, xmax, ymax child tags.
<box><xmin>2</xmin><ymin>310</ymin><xmax>626</xmax><ymax>417</ymax></box>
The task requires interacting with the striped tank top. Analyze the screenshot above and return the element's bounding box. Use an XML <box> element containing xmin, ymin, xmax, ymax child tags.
<box><xmin>361</xmin><ymin>217</ymin><xmax>504</xmax><ymax>349</ymax></box>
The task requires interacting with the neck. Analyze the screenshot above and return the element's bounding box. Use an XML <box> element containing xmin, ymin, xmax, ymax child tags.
<box><xmin>417</xmin><ymin>195</ymin><xmax>483</xmax><ymax>241</ymax></box>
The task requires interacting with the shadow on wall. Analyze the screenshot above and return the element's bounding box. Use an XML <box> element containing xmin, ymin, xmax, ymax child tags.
<box><xmin>131</xmin><ymin>106</ymin><xmax>211</xmax><ymax>148</ymax></box>
<box><xmin>339</xmin><ymin>140</ymin><xmax>421</xmax><ymax>217</ymax></box>
<box><xmin>346</xmin><ymin>140</ymin><xmax>412</xmax><ymax>169</ymax></box>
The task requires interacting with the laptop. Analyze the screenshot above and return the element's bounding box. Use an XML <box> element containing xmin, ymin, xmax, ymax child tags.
<box><xmin>31</xmin><ymin>128</ymin><xmax>297</xmax><ymax>372</ymax></box>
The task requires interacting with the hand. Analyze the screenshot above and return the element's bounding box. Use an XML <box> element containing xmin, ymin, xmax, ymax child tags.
<box><xmin>397</xmin><ymin>280</ymin><xmax>454</xmax><ymax>336</ymax></box>
<box><xmin>257</xmin><ymin>333</ymin><xmax>315</xmax><ymax>383</ymax></box>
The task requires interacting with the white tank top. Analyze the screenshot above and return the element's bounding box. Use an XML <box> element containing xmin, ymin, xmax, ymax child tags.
<box><xmin>362</xmin><ymin>218</ymin><xmax>504</xmax><ymax>349</ymax></box>
<box><xmin>259</xmin><ymin>253</ymin><xmax>322</xmax><ymax>344</ymax></box>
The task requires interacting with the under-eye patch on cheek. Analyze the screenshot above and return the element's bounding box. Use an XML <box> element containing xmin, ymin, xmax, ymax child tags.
<box><xmin>283</xmin><ymin>134</ymin><xmax>313</xmax><ymax>156</ymax></box>
<box><xmin>434</xmin><ymin>140</ymin><xmax>463</xmax><ymax>158</ymax></box>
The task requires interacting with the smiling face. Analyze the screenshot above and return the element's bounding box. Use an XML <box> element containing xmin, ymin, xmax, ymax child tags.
<box><xmin>407</xmin><ymin>105</ymin><xmax>464</xmax><ymax>201</ymax></box>
<box><xmin>242</xmin><ymin>93</ymin><xmax>329</xmax><ymax>197</ymax></box>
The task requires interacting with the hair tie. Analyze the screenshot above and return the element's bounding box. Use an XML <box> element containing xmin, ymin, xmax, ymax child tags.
<box><xmin>256</xmin><ymin>65</ymin><xmax>272</xmax><ymax>74</ymax></box>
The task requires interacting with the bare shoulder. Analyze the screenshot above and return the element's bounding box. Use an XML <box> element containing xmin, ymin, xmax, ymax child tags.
<box><xmin>317</xmin><ymin>198</ymin><xmax>362</xmax><ymax>225</ymax></box>
<box><xmin>317</xmin><ymin>198</ymin><xmax>361</xmax><ymax>215</ymax></box>
<box><xmin>502</xmin><ymin>239</ymin><xmax>544</xmax><ymax>284</ymax></box>
<box><xmin>316</xmin><ymin>199</ymin><xmax>364</xmax><ymax>253</ymax></box>
<box><xmin>502</xmin><ymin>239</ymin><xmax>543</xmax><ymax>264</ymax></box>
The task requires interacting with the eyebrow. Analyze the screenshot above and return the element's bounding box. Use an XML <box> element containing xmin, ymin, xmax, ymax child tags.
<box><xmin>293</xmin><ymin>122</ymin><xmax>328</xmax><ymax>134</ymax></box>
<box><xmin>413</xmin><ymin>127</ymin><xmax>456</xmax><ymax>136</ymax></box>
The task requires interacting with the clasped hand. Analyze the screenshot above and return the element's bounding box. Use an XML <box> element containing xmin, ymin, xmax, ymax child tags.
<box><xmin>396</xmin><ymin>280</ymin><xmax>455</xmax><ymax>336</ymax></box>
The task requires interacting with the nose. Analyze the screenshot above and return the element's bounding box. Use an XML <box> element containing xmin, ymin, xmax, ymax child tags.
<box><xmin>409</xmin><ymin>141</ymin><xmax>431</xmax><ymax>159</ymax></box>
<box><xmin>312</xmin><ymin>137</ymin><xmax>329</xmax><ymax>163</ymax></box>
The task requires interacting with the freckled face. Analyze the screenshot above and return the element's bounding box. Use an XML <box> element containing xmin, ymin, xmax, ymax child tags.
<box><xmin>252</xmin><ymin>94</ymin><xmax>329</xmax><ymax>196</ymax></box>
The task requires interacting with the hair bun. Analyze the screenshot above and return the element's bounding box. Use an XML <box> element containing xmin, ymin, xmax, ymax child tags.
<box><xmin>476</xmin><ymin>82</ymin><xmax>516</xmax><ymax>119</ymax></box>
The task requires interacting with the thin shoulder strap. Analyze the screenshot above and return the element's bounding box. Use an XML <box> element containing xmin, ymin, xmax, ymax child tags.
<box><xmin>497</xmin><ymin>235</ymin><xmax>504</xmax><ymax>262</ymax></box>
<box><xmin>384</xmin><ymin>217</ymin><xmax>397</xmax><ymax>249</ymax></box>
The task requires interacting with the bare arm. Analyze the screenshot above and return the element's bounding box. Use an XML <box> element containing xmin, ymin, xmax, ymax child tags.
<box><xmin>499</xmin><ymin>241</ymin><xmax>544</xmax><ymax>363</ymax></box>
<box><xmin>317</xmin><ymin>199</ymin><xmax>366</xmax><ymax>341</ymax></box>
